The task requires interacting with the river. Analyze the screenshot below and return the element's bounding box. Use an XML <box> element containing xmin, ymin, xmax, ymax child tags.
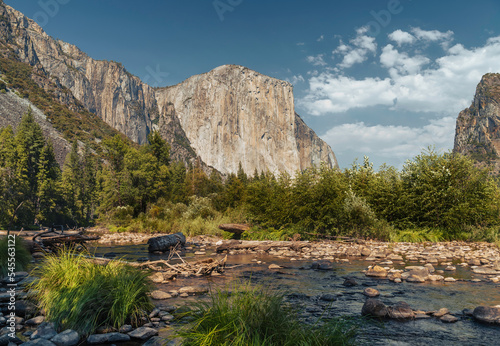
<box><xmin>90</xmin><ymin>242</ymin><xmax>500</xmax><ymax>346</ymax></box>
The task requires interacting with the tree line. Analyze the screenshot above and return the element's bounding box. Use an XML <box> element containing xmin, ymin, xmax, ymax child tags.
<box><xmin>1</xmin><ymin>109</ymin><xmax>500</xmax><ymax>241</ymax></box>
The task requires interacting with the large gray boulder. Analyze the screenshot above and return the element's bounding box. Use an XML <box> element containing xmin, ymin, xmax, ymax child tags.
<box><xmin>473</xmin><ymin>306</ymin><xmax>500</xmax><ymax>324</ymax></box>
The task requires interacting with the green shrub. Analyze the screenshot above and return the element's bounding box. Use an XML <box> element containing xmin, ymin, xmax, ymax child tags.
<box><xmin>177</xmin><ymin>282</ymin><xmax>357</xmax><ymax>346</ymax></box>
<box><xmin>29</xmin><ymin>248</ymin><xmax>153</xmax><ymax>335</ymax></box>
<box><xmin>0</xmin><ymin>236</ymin><xmax>31</xmax><ymax>276</ymax></box>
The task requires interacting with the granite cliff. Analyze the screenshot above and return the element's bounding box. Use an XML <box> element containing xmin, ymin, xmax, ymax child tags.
<box><xmin>454</xmin><ymin>73</ymin><xmax>500</xmax><ymax>172</ymax></box>
<box><xmin>0</xmin><ymin>2</ymin><xmax>337</xmax><ymax>175</ymax></box>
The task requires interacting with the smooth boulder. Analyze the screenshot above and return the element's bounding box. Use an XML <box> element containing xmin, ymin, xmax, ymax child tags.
<box><xmin>473</xmin><ymin>306</ymin><xmax>500</xmax><ymax>324</ymax></box>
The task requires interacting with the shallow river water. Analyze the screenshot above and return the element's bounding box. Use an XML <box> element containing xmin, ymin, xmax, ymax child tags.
<box><xmin>90</xmin><ymin>243</ymin><xmax>500</xmax><ymax>346</ymax></box>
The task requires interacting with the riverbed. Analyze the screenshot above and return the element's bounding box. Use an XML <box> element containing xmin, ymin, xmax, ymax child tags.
<box><xmin>89</xmin><ymin>239</ymin><xmax>500</xmax><ymax>346</ymax></box>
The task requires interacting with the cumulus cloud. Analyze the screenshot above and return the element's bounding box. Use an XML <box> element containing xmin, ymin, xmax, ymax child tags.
<box><xmin>380</xmin><ymin>44</ymin><xmax>430</xmax><ymax>76</ymax></box>
<box><xmin>411</xmin><ymin>27</ymin><xmax>453</xmax><ymax>43</ymax></box>
<box><xmin>306</xmin><ymin>54</ymin><xmax>327</xmax><ymax>66</ymax></box>
<box><xmin>333</xmin><ymin>26</ymin><xmax>377</xmax><ymax>69</ymax></box>
<box><xmin>317</xmin><ymin>35</ymin><xmax>324</xmax><ymax>42</ymax></box>
<box><xmin>388</xmin><ymin>30</ymin><xmax>416</xmax><ymax>46</ymax></box>
<box><xmin>301</xmin><ymin>34</ymin><xmax>500</xmax><ymax>116</ymax></box>
<box><xmin>321</xmin><ymin>117</ymin><xmax>456</xmax><ymax>166</ymax></box>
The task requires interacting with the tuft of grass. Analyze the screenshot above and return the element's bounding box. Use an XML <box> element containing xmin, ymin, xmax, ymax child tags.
<box><xmin>0</xmin><ymin>236</ymin><xmax>31</xmax><ymax>276</ymax></box>
<box><xmin>177</xmin><ymin>282</ymin><xmax>357</xmax><ymax>346</ymax></box>
<box><xmin>29</xmin><ymin>248</ymin><xmax>153</xmax><ymax>335</ymax></box>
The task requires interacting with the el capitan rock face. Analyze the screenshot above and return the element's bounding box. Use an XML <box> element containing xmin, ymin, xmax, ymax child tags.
<box><xmin>454</xmin><ymin>73</ymin><xmax>500</xmax><ymax>172</ymax></box>
<box><xmin>0</xmin><ymin>2</ymin><xmax>337</xmax><ymax>175</ymax></box>
<box><xmin>156</xmin><ymin>65</ymin><xmax>337</xmax><ymax>175</ymax></box>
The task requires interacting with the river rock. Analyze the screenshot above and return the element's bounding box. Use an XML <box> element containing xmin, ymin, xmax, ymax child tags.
<box><xmin>387</xmin><ymin>301</ymin><xmax>415</xmax><ymax>319</ymax></box>
<box><xmin>361</xmin><ymin>247</ymin><xmax>371</xmax><ymax>256</ymax></box>
<box><xmin>128</xmin><ymin>327</ymin><xmax>158</xmax><ymax>340</ymax></box>
<box><xmin>30</xmin><ymin>323</ymin><xmax>57</xmax><ymax>340</ymax></box>
<box><xmin>440</xmin><ymin>314</ymin><xmax>458</xmax><ymax>323</ymax></box>
<box><xmin>151</xmin><ymin>290</ymin><xmax>172</xmax><ymax>300</ymax></box>
<box><xmin>363</xmin><ymin>288</ymin><xmax>380</xmax><ymax>298</ymax></box>
<box><xmin>149</xmin><ymin>272</ymin><xmax>165</xmax><ymax>283</ymax></box>
<box><xmin>268</xmin><ymin>264</ymin><xmax>282</xmax><ymax>269</ymax></box>
<box><xmin>178</xmin><ymin>286</ymin><xmax>208</xmax><ymax>295</ymax></box>
<box><xmin>20</xmin><ymin>338</ymin><xmax>56</xmax><ymax>346</ymax></box>
<box><xmin>424</xmin><ymin>263</ymin><xmax>435</xmax><ymax>273</ymax></box>
<box><xmin>119</xmin><ymin>325</ymin><xmax>133</xmax><ymax>333</ymax></box>
<box><xmin>469</xmin><ymin>258</ymin><xmax>482</xmax><ymax>266</ymax></box>
<box><xmin>361</xmin><ymin>299</ymin><xmax>388</xmax><ymax>318</ymax></box>
<box><xmin>433</xmin><ymin>308</ymin><xmax>449</xmax><ymax>317</ymax></box>
<box><xmin>319</xmin><ymin>294</ymin><xmax>336</xmax><ymax>302</ymax></box>
<box><xmin>25</xmin><ymin>316</ymin><xmax>44</xmax><ymax>326</ymax></box>
<box><xmin>87</xmin><ymin>333</ymin><xmax>130</xmax><ymax>344</ymax></box>
<box><xmin>365</xmin><ymin>265</ymin><xmax>388</xmax><ymax>278</ymax></box>
<box><xmin>50</xmin><ymin>330</ymin><xmax>80</xmax><ymax>346</ymax></box>
<box><xmin>342</xmin><ymin>278</ymin><xmax>358</xmax><ymax>287</ymax></box>
<box><xmin>473</xmin><ymin>306</ymin><xmax>500</xmax><ymax>324</ymax></box>
<box><xmin>406</xmin><ymin>267</ymin><xmax>429</xmax><ymax>282</ymax></box>
<box><xmin>472</xmin><ymin>267</ymin><xmax>500</xmax><ymax>275</ymax></box>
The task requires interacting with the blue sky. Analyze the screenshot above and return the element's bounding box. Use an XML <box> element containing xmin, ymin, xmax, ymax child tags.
<box><xmin>6</xmin><ymin>0</ymin><xmax>500</xmax><ymax>169</ymax></box>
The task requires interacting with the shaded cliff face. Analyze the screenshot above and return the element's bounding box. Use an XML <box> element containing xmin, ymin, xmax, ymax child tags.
<box><xmin>156</xmin><ymin>65</ymin><xmax>337</xmax><ymax>175</ymax></box>
<box><xmin>0</xmin><ymin>3</ymin><xmax>337</xmax><ymax>175</ymax></box>
<box><xmin>4</xmin><ymin>5</ymin><xmax>156</xmax><ymax>145</ymax></box>
<box><xmin>454</xmin><ymin>73</ymin><xmax>500</xmax><ymax>171</ymax></box>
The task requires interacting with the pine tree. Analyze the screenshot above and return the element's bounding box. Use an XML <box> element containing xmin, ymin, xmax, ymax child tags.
<box><xmin>13</xmin><ymin>108</ymin><xmax>46</xmax><ymax>224</ymax></box>
<box><xmin>36</xmin><ymin>140</ymin><xmax>61</xmax><ymax>225</ymax></box>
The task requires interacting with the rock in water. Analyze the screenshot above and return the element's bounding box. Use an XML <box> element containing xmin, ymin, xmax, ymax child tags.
<box><xmin>473</xmin><ymin>306</ymin><xmax>500</xmax><ymax>324</ymax></box>
<box><xmin>387</xmin><ymin>301</ymin><xmax>415</xmax><ymax>320</ymax></box>
<box><xmin>366</xmin><ymin>265</ymin><xmax>388</xmax><ymax>278</ymax></box>
<box><xmin>147</xmin><ymin>232</ymin><xmax>186</xmax><ymax>253</ymax></box>
<box><xmin>361</xmin><ymin>299</ymin><xmax>388</xmax><ymax>318</ymax></box>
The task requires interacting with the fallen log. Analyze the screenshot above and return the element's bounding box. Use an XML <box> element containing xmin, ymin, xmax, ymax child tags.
<box><xmin>147</xmin><ymin>232</ymin><xmax>186</xmax><ymax>253</ymax></box>
<box><xmin>216</xmin><ymin>240</ymin><xmax>310</xmax><ymax>253</ymax></box>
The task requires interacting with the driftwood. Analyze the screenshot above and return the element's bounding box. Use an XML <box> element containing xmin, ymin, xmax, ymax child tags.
<box><xmin>90</xmin><ymin>254</ymin><xmax>228</xmax><ymax>278</ymax></box>
<box><xmin>216</xmin><ymin>240</ymin><xmax>310</xmax><ymax>253</ymax></box>
<box><xmin>30</xmin><ymin>228</ymin><xmax>99</xmax><ymax>252</ymax></box>
<box><xmin>147</xmin><ymin>232</ymin><xmax>186</xmax><ymax>253</ymax></box>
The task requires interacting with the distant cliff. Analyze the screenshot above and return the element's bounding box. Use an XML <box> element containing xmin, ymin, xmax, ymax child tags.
<box><xmin>454</xmin><ymin>73</ymin><xmax>500</xmax><ymax>172</ymax></box>
<box><xmin>156</xmin><ymin>65</ymin><xmax>336</xmax><ymax>175</ymax></box>
<box><xmin>0</xmin><ymin>3</ymin><xmax>337</xmax><ymax>175</ymax></box>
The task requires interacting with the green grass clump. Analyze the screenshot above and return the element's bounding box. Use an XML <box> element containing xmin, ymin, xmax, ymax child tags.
<box><xmin>0</xmin><ymin>236</ymin><xmax>31</xmax><ymax>276</ymax></box>
<box><xmin>389</xmin><ymin>228</ymin><xmax>445</xmax><ymax>243</ymax></box>
<box><xmin>177</xmin><ymin>283</ymin><xmax>357</xmax><ymax>346</ymax></box>
<box><xmin>30</xmin><ymin>249</ymin><xmax>153</xmax><ymax>335</ymax></box>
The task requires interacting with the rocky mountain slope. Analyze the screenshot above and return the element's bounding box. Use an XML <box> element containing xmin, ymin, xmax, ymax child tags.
<box><xmin>0</xmin><ymin>2</ymin><xmax>337</xmax><ymax>175</ymax></box>
<box><xmin>454</xmin><ymin>73</ymin><xmax>500</xmax><ymax>172</ymax></box>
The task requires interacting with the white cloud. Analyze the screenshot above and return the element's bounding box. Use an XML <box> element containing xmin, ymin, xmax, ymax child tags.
<box><xmin>321</xmin><ymin>117</ymin><xmax>456</xmax><ymax>166</ymax></box>
<box><xmin>380</xmin><ymin>44</ymin><xmax>430</xmax><ymax>76</ymax></box>
<box><xmin>333</xmin><ymin>26</ymin><xmax>377</xmax><ymax>69</ymax></box>
<box><xmin>317</xmin><ymin>35</ymin><xmax>324</xmax><ymax>42</ymax></box>
<box><xmin>301</xmin><ymin>35</ymin><xmax>500</xmax><ymax>116</ymax></box>
<box><xmin>289</xmin><ymin>75</ymin><xmax>305</xmax><ymax>85</ymax></box>
<box><xmin>411</xmin><ymin>28</ymin><xmax>454</xmax><ymax>43</ymax></box>
<box><xmin>306</xmin><ymin>54</ymin><xmax>327</xmax><ymax>66</ymax></box>
<box><xmin>388</xmin><ymin>30</ymin><xmax>416</xmax><ymax>46</ymax></box>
